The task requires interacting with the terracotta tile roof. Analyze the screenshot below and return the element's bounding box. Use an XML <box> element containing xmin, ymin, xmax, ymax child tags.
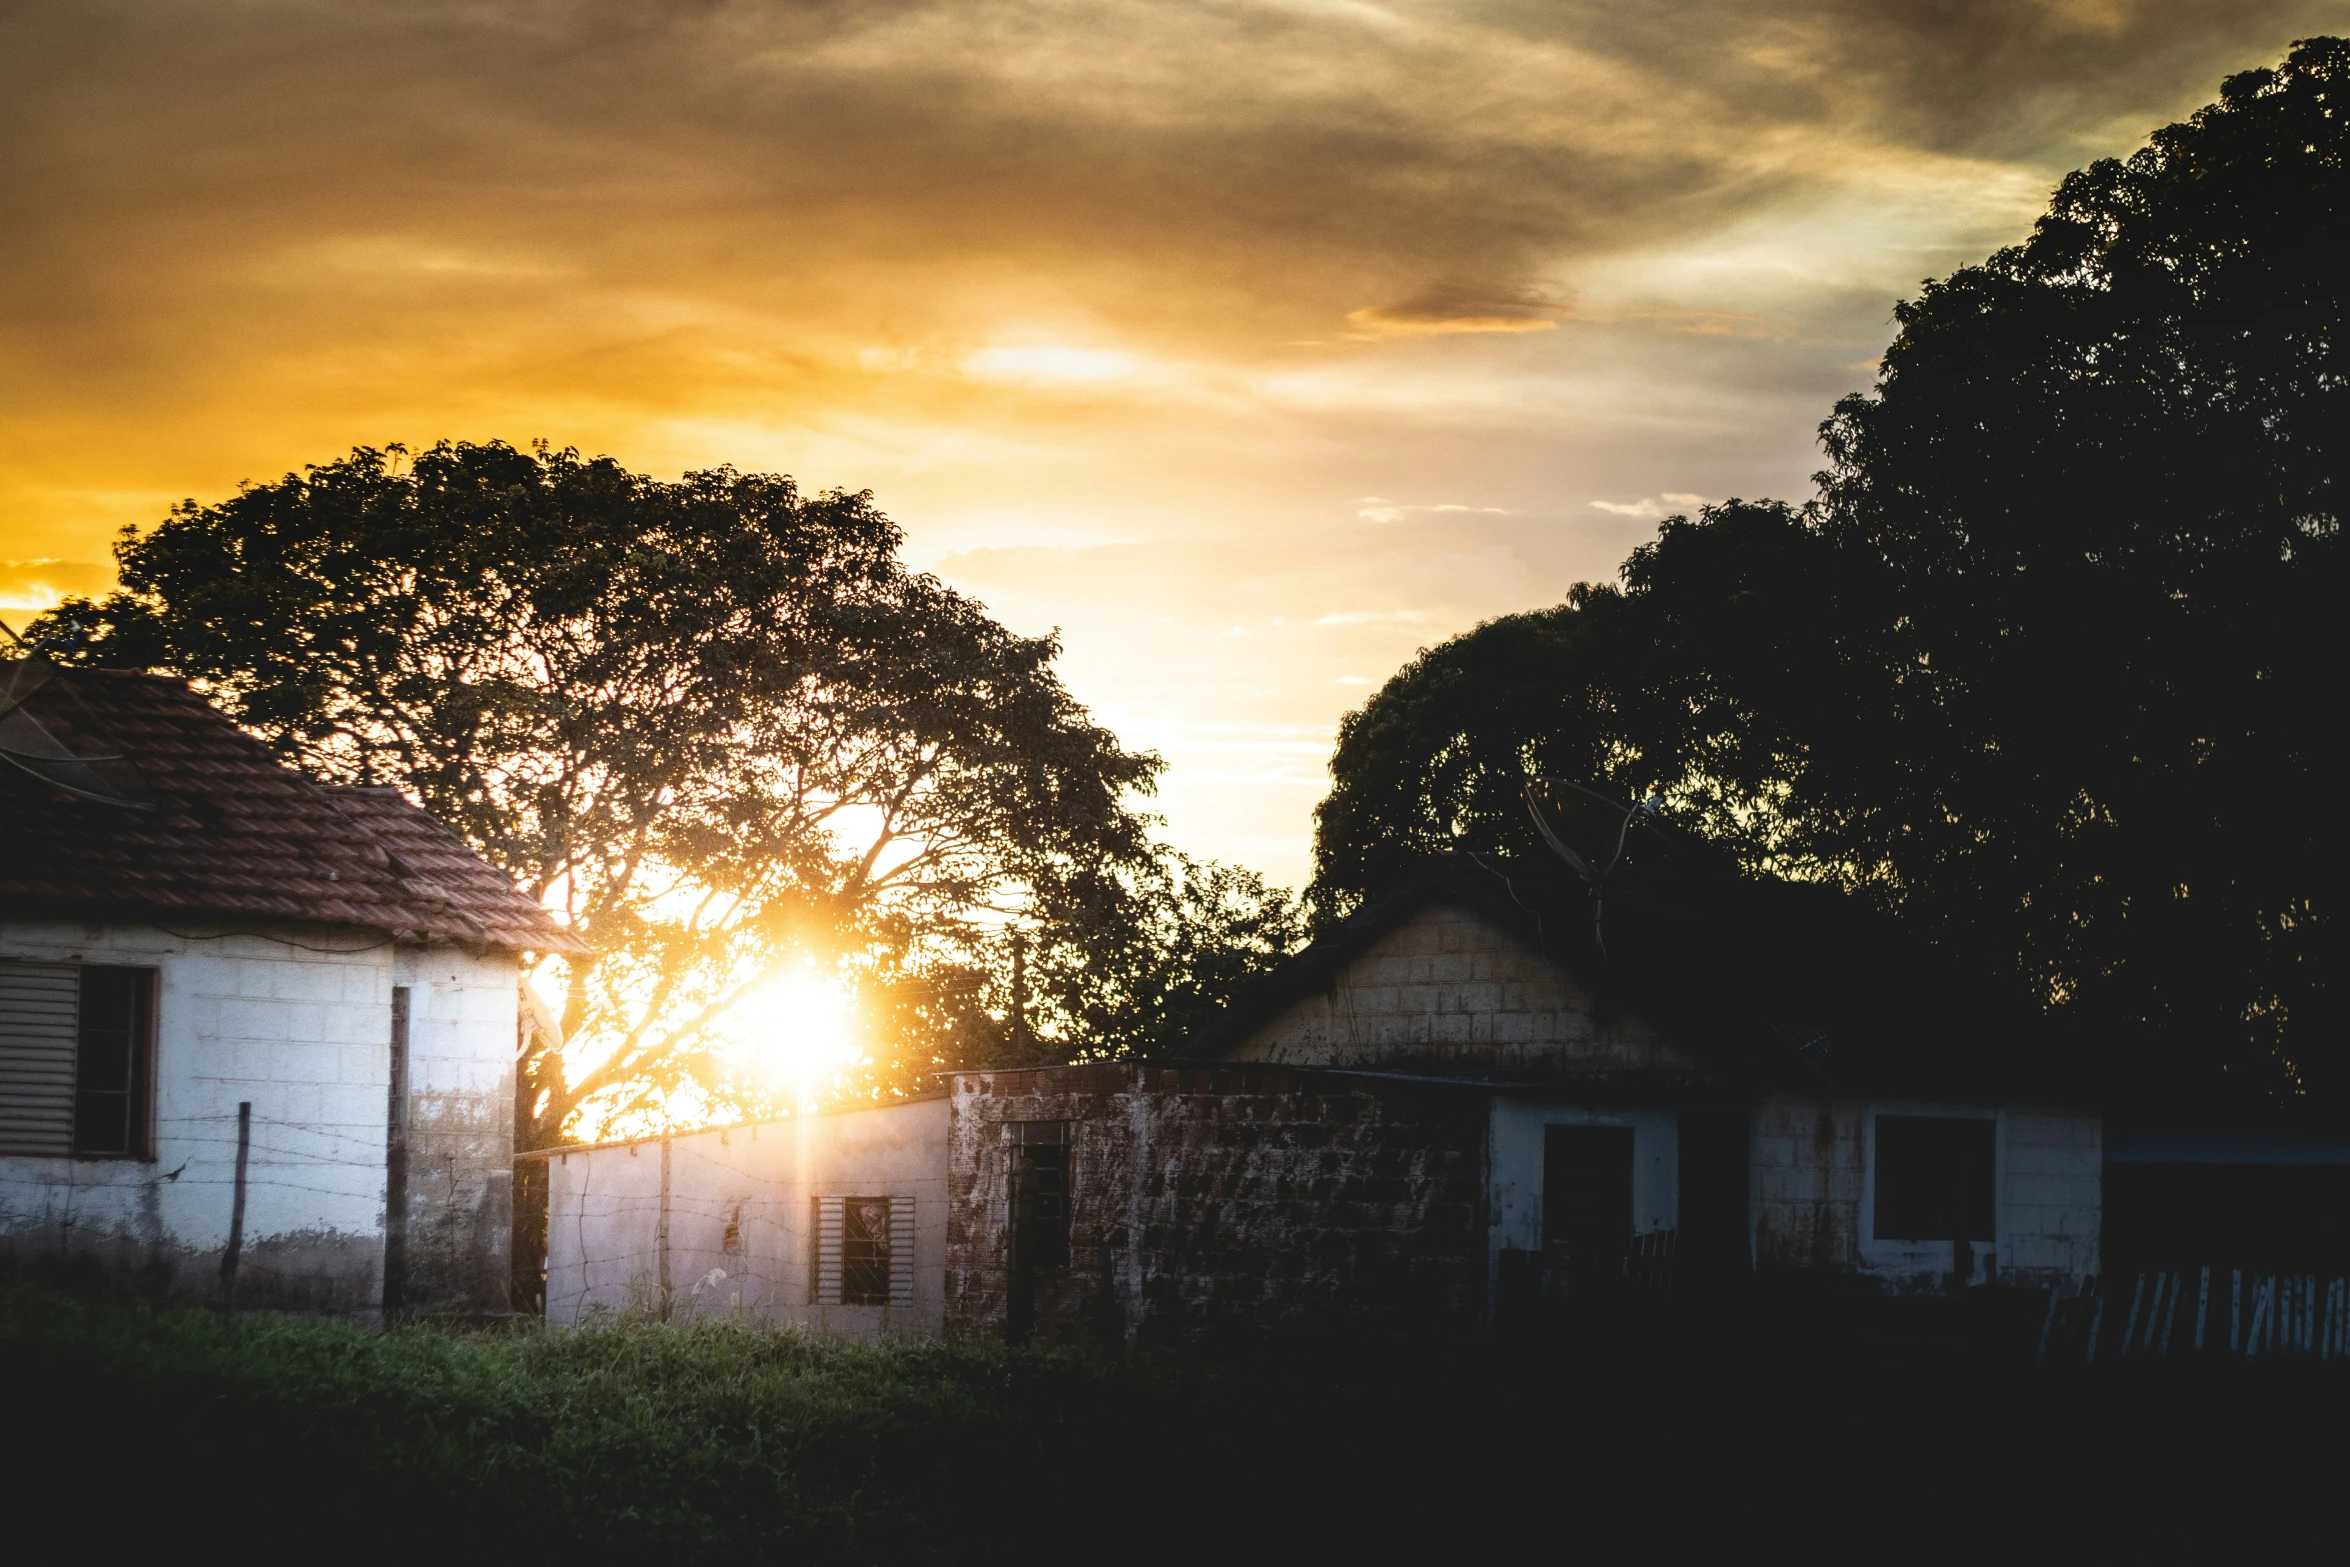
<box><xmin>0</xmin><ymin>658</ymin><xmax>586</xmax><ymax>956</ymax></box>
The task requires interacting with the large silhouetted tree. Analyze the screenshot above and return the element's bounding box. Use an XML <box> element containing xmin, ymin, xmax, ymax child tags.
<box><xmin>1314</xmin><ymin>38</ymin><xmax>2347</xmax><ymax>1117</ymax></box>
<box><xmin>29</xmin><ymin>441</ymin><xmax>1294</xmax><ymax>1150</ymax></box>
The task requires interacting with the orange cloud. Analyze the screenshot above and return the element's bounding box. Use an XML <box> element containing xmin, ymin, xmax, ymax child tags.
<box><xmin>1</xmin><ymin>0</ymin><xmax>2325</xmax><ymax>881</ymax></box>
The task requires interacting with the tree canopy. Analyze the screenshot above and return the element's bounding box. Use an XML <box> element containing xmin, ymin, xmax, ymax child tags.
<box><xmin>32</xmin><ymin>441</ymin><xmax>1299</xmax><ymax>1143</ymax></box>
<box><xmin>1314</xmin><ymin>38</ymin><xmax>2346</xmax><ymax>1119</ymax></box>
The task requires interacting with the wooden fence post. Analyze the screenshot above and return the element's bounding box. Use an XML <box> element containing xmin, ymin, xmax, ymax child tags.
<box><xmin>217</xmin><ymin>1100</ymin><xmax>251</xmax><ymax>1309</ymax></box>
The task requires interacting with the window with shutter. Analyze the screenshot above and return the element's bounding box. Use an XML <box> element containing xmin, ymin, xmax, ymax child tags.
<box><xmin>0</xmin><ymin>961</ymin><xmax>78</xmax><ymax>1156</ymax></box>
<box><xmin>811</xmin><ymin>1195</ymin><xmax>915</xmax><ymax>1307</ymax></box>
<box><xmin>0</xmin><ymin>962</ymin><xmax>153</xmax><ymax>1159</ymax></box>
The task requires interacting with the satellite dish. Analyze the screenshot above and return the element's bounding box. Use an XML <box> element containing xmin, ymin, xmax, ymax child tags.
<box><xmin>0</xmin><ymin>653</ymin><xmax>155</xmax><ymax>810</ymax></box>
<box><xmin>1523</xmin><ymin>777</ymin><xmax>1671</xmax><ymax>957</ymax></box>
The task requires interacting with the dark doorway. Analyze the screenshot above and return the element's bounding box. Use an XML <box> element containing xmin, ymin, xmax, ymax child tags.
<box><xmin>1544</xmin><ymin>1124</ymin><xmax>1634</xmax><ymax>1296</ymax></box>
<box><xmin>1677</xmin><ymin>1110</ymin><xmax>1750</xmax><ymax>1275</ymax></box>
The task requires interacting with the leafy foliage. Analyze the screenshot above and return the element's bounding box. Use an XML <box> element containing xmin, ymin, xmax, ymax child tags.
<box><xmin>1313</xmin><ymin>39</ymin><xmax>2347</xmax><ymax>1115</ymax></box>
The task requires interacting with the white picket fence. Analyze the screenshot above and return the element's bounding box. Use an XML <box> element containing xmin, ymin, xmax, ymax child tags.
<box><xmin>2038</xmin><ymin>1268</ymin><xmax>2350</xmax><ymax>1365</ymax></box>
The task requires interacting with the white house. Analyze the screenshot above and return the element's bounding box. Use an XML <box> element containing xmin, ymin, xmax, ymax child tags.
<box><xmin>1194</xmin><ymin>875</ymin><xmax>2103</xmax><ymax>1305</ymax></box>
<box><xmin>0</xmin><ymin>655</ymin><xmax>583</xmax><ymax>1316</ymax></box>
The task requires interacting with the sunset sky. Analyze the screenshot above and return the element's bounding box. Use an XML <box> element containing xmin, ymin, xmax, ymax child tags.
<box><xmin>5</xmin><ymin>1</ymin><xmax>2342</xmax><ymax>889</ymax></box>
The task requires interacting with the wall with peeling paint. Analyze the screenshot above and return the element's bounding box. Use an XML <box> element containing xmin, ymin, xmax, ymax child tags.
<box><xmin>0</xmin><ymin>920</ymin><xmax>518</xmax><ymax>1316</ymax></box>
<box><xmin>540</xmin><ymin>1096</ymin><xmax>949</xmax><ymax>1339</ymax></box>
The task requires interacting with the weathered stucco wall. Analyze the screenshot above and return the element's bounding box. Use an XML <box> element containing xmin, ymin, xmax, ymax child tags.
<box><xmin>946</xmin><ymin>1064</ymin><xmax>1488</xmax><ymax>1348</ymax></box>
<box><xmin>0</xmin><ymin>921</ymin><xmax>516</xmax><ymax>1316</ymax></box>
<box><xmin>1224</xmin><ymin>903</ymin><xmax>1697</xmax><ymax>1079</ymax></box>
<box><xmin>542</xmin><ymin>1096</ymin><xmax>950</xmax><ymax>1339</ymax></box>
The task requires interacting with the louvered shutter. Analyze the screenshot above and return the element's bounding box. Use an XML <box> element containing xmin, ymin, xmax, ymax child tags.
<box><xmin>888</xmin><ymin>1198</ymin><xmax>915</xmax><ymax>1307</ymax></box>
<box><xmin>0</xmin><ymin>961</ymin><xmax>77</xmax><ymax>1156</ymax></box>
<box><xmin>813</xmin><ymin>1195</ymin><xmax>844</xmax><ymax>1305</ymax></box>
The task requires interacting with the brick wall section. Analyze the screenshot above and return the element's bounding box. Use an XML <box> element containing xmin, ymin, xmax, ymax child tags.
<box><xmin>1226</xmin><ymin>903</ymin><xmax>1702</xmax><ymax>1079</ymax></box>
<box><xmin>947</xmin><ymin>1064</ymin><xmax>1488</xmax><ymax>1348</ymax></box>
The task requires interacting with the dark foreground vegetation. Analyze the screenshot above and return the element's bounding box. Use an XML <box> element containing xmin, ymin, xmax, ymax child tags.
<box><xmin>6</xmin><ymin>1281</ymin><xmax>2344</xmax><ymax>1561</ymax></box>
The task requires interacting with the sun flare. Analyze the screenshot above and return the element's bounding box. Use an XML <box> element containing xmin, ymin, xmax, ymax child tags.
<box><xmin>733</xmin><ymin>968</ymin><xmax>863</xmax><ymax>1108</ymax></box>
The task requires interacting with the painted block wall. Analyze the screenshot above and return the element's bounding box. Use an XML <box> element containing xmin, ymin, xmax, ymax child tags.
<box><xmin>946</xmin><ymin>1064</ymin><xmax>1488</xmax><ymax>1348</ymax></box>
<box><xmin>1224</xmin><ymin>903</ymin><xmax>1700</xmax><ymax>1079</ymax></box>
<box><xmin>1754</xmin><ymin>1096</ymin><xmax>1866</xmax><ymax>1273</ymax></box>
<box><xmin>0</xmin><ymin>920</ymin><xmax>518</xmax><ymax>1314</ymax></box>
<box><xmin>541</xmin><ymin>1096</ymin><xmax>950</xmax><ymax>1340</ymax></box>
<box><xmin>1993</xmin><ymin>1111</ymin><xmax>2101</xmax><ymax>1287</ymax></box>
<box><xmin>1755</xmin><ymin>1095</ymin><xmax>2099</xmax><ymax>1289</ymax></box>
<box><xmin>1486</xmin><ymin>1099</ymin><xmax>1678</xmax><ymax>1300</ymax></box>
<box><xmin>393</xmin><ymin>944</ymin><xmax>520</xmax><ymax>1314</ymax></box>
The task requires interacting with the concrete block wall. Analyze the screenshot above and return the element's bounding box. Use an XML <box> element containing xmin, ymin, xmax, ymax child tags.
<box><xmin>542</xmin><ymin>1097</ymin><xmax>950</xmax><ymax>1339</ymax></box>
<box><xmin>0</xmin><ymin>920</ymin><xmax>517</xmax><ymax>1315</ymax></box>
<box><xmin>1997</xmin><ymin>1111</ymin><xmax>2101</xmax><ymax>1285</ymax></box>
<box><xmin>1226</xmin><ymin>902</ymin><xmax>1701</xmax><ymax>1079</ymax></box>
<box><xmin>1486</xmin><ymin>1101</ymin><xmax>1680</xmax><ymax>1298</ymax></box>
<box><xmin>1753</xmin><ymin>1097</ymin><xmax>1866</xmax><ymax>1271</ymax></box>
<box><xmin>1754</xmin><ymin>1095</ymin><xmax>2100</xmax><ymax>1289</ymax></box>
<box><xmin>394</xmin><ymin>944</ymin><xmax>522</xmax><ymax>1315</ymax></box>
<box><xmin>946</xmin><ymin>1064</ymin><xmax>1488</xmax><ymax>1348</ymax></box>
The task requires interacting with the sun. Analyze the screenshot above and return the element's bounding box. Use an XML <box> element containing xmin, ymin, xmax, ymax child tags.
<box><xmin>734</xmin><ymin>967</ymin><xmax>862</xmax><ymax>1108</ymax></box>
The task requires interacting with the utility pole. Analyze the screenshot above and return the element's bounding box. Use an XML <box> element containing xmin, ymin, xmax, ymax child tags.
<box><xmin>1010</xmin><ymin>930</ymin><xmax>1029</xmax><ymax>1056</ymax></box>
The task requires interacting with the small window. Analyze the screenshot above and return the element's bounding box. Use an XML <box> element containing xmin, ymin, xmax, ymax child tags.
<box><xmin>1873</xmin><ymin>1115</ymin><xmax>1995</xmax><ymax>1241</ymax></box>
<box><xmin>0</xmin><ymin>961</ymin><xmax>152</xmax><ymax>1159</ymax></box>
<box><xmin>77</xmin><ymin>967</ymin><xmax>154</xmax><ymax>1158</ymax></box>
<box><xmin>811</xmin><ymin>1195</ymin><xmax>915</xmax><ymax>1307</ymax></box>
<box><xmin>1011</xmin><ymin>1121</ymin><xmax>1071</xmax><ymax>1271</ymax></box>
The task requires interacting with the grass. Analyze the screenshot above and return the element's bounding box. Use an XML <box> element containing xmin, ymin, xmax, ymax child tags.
<box><xmin>2</xmin><ymin>1282</ymin><xmax>1166</xmax><ymax>1561</ymax></box>
<box><xmin>7</xmin><ymin>1280</ymin><xmax>2348</xmax><ymax>1560</ymax></box>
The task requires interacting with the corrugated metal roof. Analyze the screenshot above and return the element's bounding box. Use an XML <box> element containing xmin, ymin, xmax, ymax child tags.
<box><xmin>0</xmin><ymin>658</ymin><xmax>586</xmax><ymax>956</ymax></box>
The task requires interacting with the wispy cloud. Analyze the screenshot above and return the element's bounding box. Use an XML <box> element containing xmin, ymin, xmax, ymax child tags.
<box><xmin>1589</xmin><ymin>492</ymin><xmax>1709</xmax><ymax>518</ymax></box>
<box><xmin>0</xmin><ymin>559</ymin><xmax>112</xmax><ymax>615</ymax></box>
<box><xmin>1356</xmin><ymin>499</ymin><xmax>1515</xmax><ymax>523</ymax></box>
<box><xmin>1344</xmin><ymin>279</ymin><xmax>1565</xmax><ymax>338</ymax></box>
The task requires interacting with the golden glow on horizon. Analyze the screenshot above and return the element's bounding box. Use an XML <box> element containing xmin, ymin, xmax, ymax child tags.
<box><xmin>1</xmin><ymin>1</ymin><xmax>2324</xmax><ymax>885</ymax></box>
